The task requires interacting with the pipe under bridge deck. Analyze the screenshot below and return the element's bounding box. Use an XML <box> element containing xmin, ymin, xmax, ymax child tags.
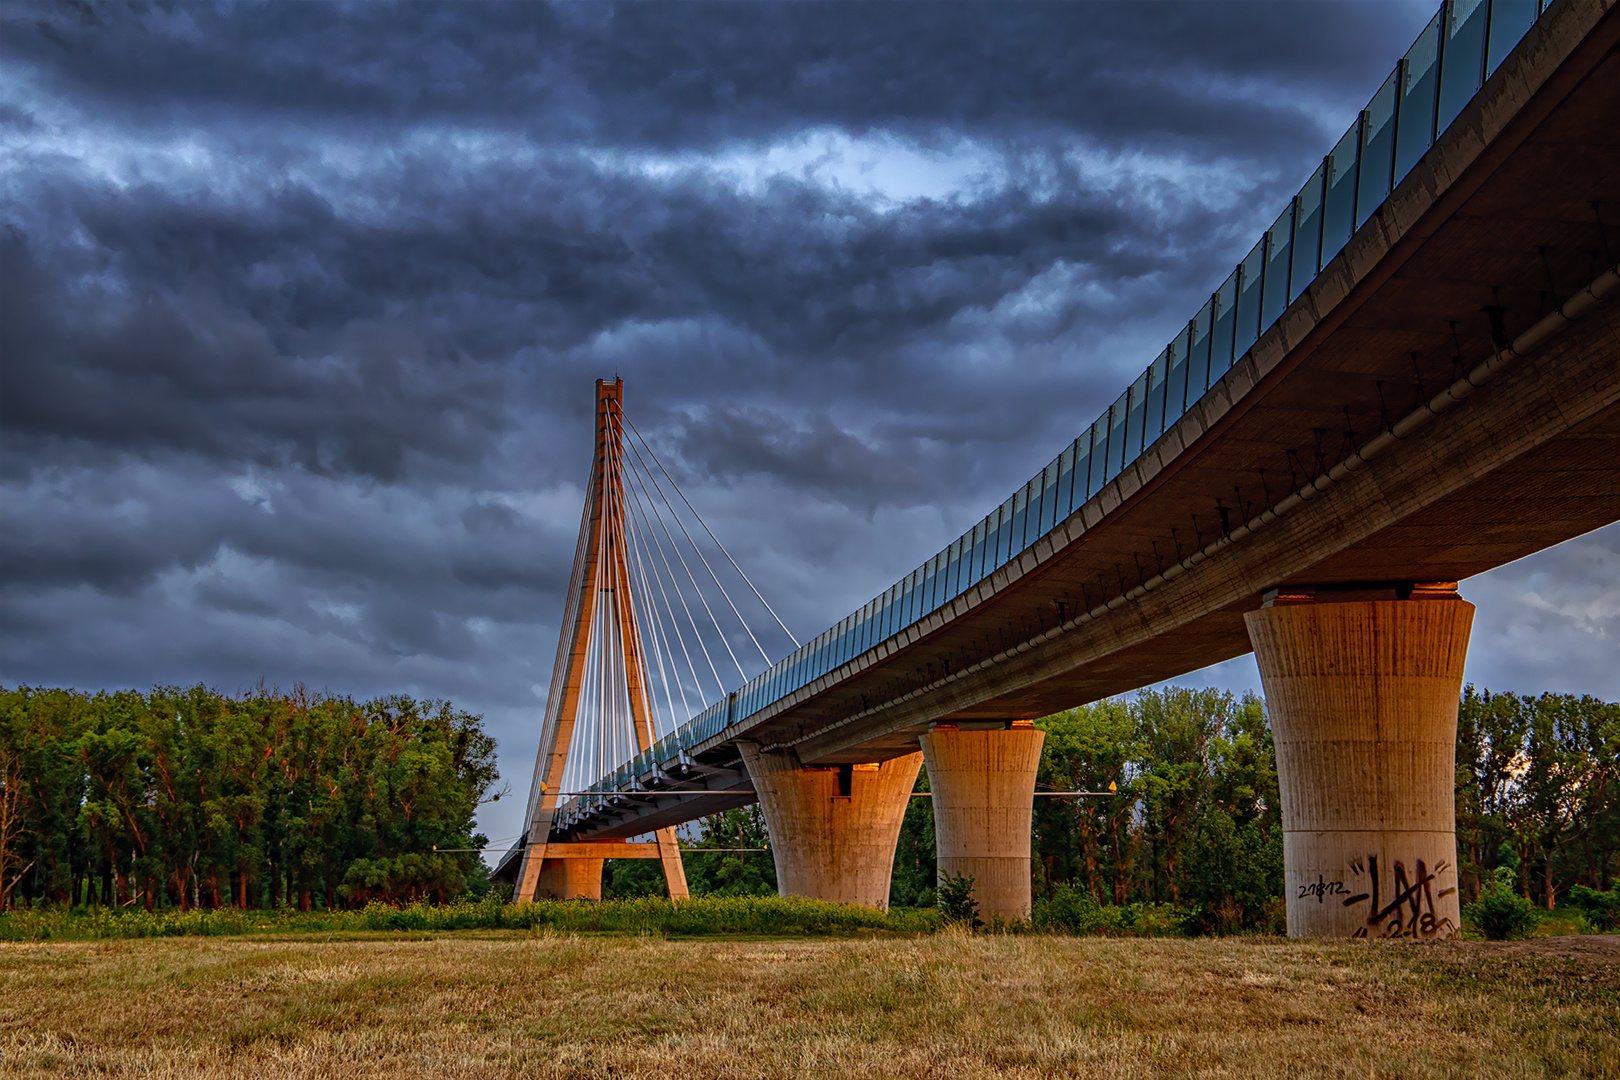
<box><xmin>507</xmin><ymin>0</ymin><xmax>1620</xmax><ymax>936</ymax></box>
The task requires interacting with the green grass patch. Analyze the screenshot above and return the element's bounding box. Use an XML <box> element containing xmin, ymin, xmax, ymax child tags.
<box><xmin>0</xmin><ymin>894</ymin><xmax>947</xmax><ymax>942</ymax></box>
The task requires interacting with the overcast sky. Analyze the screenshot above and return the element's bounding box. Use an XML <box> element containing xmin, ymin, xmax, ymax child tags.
<box><xmin>4</xmin><ymin>0</ymin><xmax>1616</xmax><ymax>849</ymax></box>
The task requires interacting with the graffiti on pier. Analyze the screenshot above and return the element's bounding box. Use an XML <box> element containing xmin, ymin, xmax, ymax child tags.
<box><xmin>1297</xmin><ymin>875</ymin><xmax>1350</xmax><ymax>903</ymax></box>
<box><xmin>1341</xmin><ymin>855</ymin><xmax>1458</xmax><ymax>939</ymax></box>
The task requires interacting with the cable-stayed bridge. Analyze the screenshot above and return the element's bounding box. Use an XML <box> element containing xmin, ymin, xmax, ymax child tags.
<box><xmin>498</xmin><ymin>0</ymin><xmax>1620</xmax><ymax>937</ymax></box>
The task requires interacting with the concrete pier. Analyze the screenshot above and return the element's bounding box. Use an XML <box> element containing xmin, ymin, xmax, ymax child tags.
<box><xmin>919</xmin><ymin>723</ymin><xmax>1045</xmax><ymax>922</ymax></box>
<box><xmin>1245</xmin><ymin>590</ymin><xmax>1473</xmax><ymax>939</ymax></box>
<box><xmin>532</xmin><ymin>856</ymin><xmax>605</xmax><ymax>901</ymax></box>
<box><xmin>739</xmin><ymin>743</ymin><xmax>923</xmax><ymax>910</ymax></box>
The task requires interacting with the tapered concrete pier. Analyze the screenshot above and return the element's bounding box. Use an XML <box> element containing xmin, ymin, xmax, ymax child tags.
<box><xmin>1245</xmin><ymin>588</ymin><xmax>1472</xmax><ymax>939</ymax></box>
<box><xmin>920</xmin><ymin>723</ymin><xmax>1044</xmax><ymax>922</ymax></box>
<box><xmin>740</xmin><ymin>743</ymin><xmax>923</xmax><ymax>909</ymax></box>
<box><xmin>532</xmin><ymin>856</ymin><xmax>604</xmax><ymax>901</ymax></box>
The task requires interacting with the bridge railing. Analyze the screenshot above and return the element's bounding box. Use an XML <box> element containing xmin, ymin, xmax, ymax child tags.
<box><xmin>555</xmin><ymin>0</ymin><xmax>1550</xmax><ymax>825</ymax></box>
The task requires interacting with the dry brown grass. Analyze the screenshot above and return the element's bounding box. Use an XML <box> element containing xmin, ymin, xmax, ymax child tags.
<box><xmin>1</xmin><ymin>930</ymin><xmax>1616</xmax><ymax>1079</ymax></box>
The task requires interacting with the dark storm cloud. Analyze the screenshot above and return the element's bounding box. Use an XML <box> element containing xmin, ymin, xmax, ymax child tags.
<box><xmin>2</xmin><ymin>113</ymin><xmax>1224</xmax><ymax>501</ymax></box>
<box><xmin>10</xmin><ymin>2</ymin><xmax>1409</xmax><ymax>152</ymax></box>
<box><xmin>667</xmin><ymin>404</ymin><xmax>921</xmax><ymax>511</ymax></box>
<box><xmin>15</xmin><ymin>0</ymin><xmax>1601</xmax><ymax>858</ymax></box>
<box><xmin>1</xmin><ymin>228</ymin><xmax>505</xmax><ymax>481</ymax></box>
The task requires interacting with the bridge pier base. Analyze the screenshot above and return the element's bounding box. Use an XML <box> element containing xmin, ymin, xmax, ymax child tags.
<box><xmin>514</xmin><ymin>831</ymin><xmax>689</xmax><ymax>902</ymax></box>
<box><xmin>920</xmin><ymin>723</ymin><xmax>1045</xmax><ymax>923</ymax></box>
<box><xmin>1244</xmin><ymin>588</ymin><xmax>1473</xmax><ymax>940</ymax></box>
<box><xmin>739</xmin><ymin>743</ymin><xmax>923</xmax><ymax>910</ymax></box>
<box><xmin>523</xmin><ymin>851</ymin><xmax>604</xmax><ymax>901</ymax></box>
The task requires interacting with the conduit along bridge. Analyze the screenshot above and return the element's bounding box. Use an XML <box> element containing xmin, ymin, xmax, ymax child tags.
<box><xmin>496</xmin><ymin>0</ymin><xmax>1620</xmax><ymax>937</ymax></box>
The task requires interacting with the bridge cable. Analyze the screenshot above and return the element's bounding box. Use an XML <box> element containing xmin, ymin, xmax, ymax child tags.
<box><xmin>620</xmin><ymin>440</ymin><xmax>746</xmax><ymax>686</ymax></box>
<box><xmin>621</xmin><ymin>451</ymin><xmax>731</xmax><ymax>697</ymax></box>
<box><xmin>624</xmin><ymin>469</ymin><xmax>714</xmax><ymax>725</ymax></box>
<box><xmin>622</xmin><ymin>420</ymin><xmax>779</xmax><ymax>665</ymax></box>
<box><xmin>555</xmin><ymin>397</ymin><xmax>801</xmax><ymax>810</ymax></box>
<box><xmin>625</xmin><ymin>414</ymin><xmax>801</xmax><ymax>649</ymax></box>
<box><xmin>624</xmin><ymin>488</ymin><xmax>702</xmax><ymax>732</ymax></box>
<box><xmin>620</xmin><ymin>452</ymin><xmax>698</xmax><ymax>743</ymax></box>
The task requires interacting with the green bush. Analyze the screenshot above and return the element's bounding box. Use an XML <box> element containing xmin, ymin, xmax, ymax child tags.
<box><xmin>1568</xmin><ymin>885</ymin><xmax>1620</xmax><ymax>931</ymax></box>
<box><xmin>935</xmin><ymin>871</ymin><xmax>980</xmax><ymax>928</ymax></box>
<box><xmin>1465</xmin><ymin>866</ymin><xmax>1540</xmax><ymax>940</ymax></box>
<box><xmin>1032</xmin><ymin>885</ymin><xmax>1192</xmax><ymax>937</ymax></box>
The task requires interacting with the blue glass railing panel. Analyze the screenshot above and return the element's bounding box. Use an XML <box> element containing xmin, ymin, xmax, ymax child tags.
<box><xmin>1055</xmin><ymin>444</ymin><xmax>1076</xmax><ymax>529</ymax></box>
<box><xmin>1038</xmin><ymin>458</ymin><xmax>1060</xmax><ymax>537</ymax></box>
<box><xmin>1233</xmin><ymin>238</ymin><xmax>1266</xmax><ymax>359</ymax></box>
<box><xmin>1261</xmin><ymin>204</ymin><xmax>1294</xmax><ymax>329</ymax></box>
<box><xmin>1172</xmin><ymin>312</ymin><xmax>1199</xmax><ymax>424</ymax></box>
<box><xmin>1125</xmin><ymin>371</ymin><xmax>1148</xmax><ymax>466</ymax></box>
<box><xmin>1439</xmin><ymin>0</ymin><xmax>1489</xmax><ymax>133</ymax></box>
<box><xmin>994</xmin><ymin>496</ymin><xmax>1015</xmax><ymax>566</ymax></box>
<box><xmin>1292</xmin><ymin>164</ymin><xmax>1325</xmax><ymax>300</ymax></box>
<box><xmin>1208</xmin><ymin>270</ymin><xmax>1237</xmax><ymax>383</ymax></box>
<box><xmin>1359</xmin><ymin>66</ymin><xmax>1399</xmax><ymax>228</ymax></box>
<box><xmin>1396</xmin><ymin>10</ymin><xmax>1443</xmax><ymax>183</ymax></box>
<box><xmin>922</xmin><ymin>553</ymin><xmax>943</xmax><ymax>615</ymax></box>
<box><xmin>1323</xmin><ymin>119</ymin><xmax>1361</xmax><ymax>266</ymax></box>
<box><xmin>1072</xmin><ymin>430</ymin><xmax>1092</xmax><ymax>509</ymax></box>
<box><xmin>1008</xmin><ymin>489</ymin><xmax>1029</xmax><ymax>567</ymax></box>
<box><xmin>1145</xmin><ymin>347</ymin><xmax>1169</xmax><ymax>444</ymax></box>
<box><xmin>1087</xmin><ymin>417</ymin><xmax>1109</xmax><ymax>494</ymax></box>
<box><xmin>1489</xmin><ymin>0</ymin><xmax>1538</xmax><ymax>76</ymax></box>
<box><xmin>1103</xmin><ymin>393</ymin><xmax>1129</xmax><ymax>483</ymax></box>
<box><xmin>965</xmin><ymin>521</ymin><xmax>986</xmax><ymax>589</ymax></box>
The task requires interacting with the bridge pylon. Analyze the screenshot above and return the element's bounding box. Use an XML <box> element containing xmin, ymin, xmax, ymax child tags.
<box><xmin>512</xmin><ymin>378</ymin><xmax>689</xmax><ymax>903</ymax></box>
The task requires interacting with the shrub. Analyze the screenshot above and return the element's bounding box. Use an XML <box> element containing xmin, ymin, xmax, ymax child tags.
<box><xmin>1032</xmin><ymin>885</ymin><xmax>1192</xmax><ymax>937</ymax></box>
<box><xmin>1465</xmin><ymin>866</ymin><xmax>1539</xmax><ymax>940</ymax></box>
<box><xmin>936</xmin><ymin>871</ymin><xmax>980</xmax><ymax>928</ymax></box>
<box><xmin>1568</xmin><ymin>885</ymin><xmax>1620</xmax><ymax>931</ymax></box>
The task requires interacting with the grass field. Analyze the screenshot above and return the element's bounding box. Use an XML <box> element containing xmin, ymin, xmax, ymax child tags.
<box><xmin>1</xmin><ymin>931</ymin><xmax>1616</xmax><ymax>1079</ymax></box>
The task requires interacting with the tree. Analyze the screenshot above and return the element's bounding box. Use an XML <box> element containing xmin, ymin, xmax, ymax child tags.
<box><xmin>0</xmin><ymin>737</ymin><xmax>29</xmax><ymax>910</ymax></box>
<box><xmin>683</xmin><ymin>806</ymin><xmax>775</xmax><ymax>896</ymax></box>
<box><xmin>1035</xmin><ymin>702</ymin><xmax>1139</xmax><ymax>904</ymax></box>
<box><xmin>889</xmin><ymin>771</ymin><xmax>935</xmax><ymax>907</ymax></box>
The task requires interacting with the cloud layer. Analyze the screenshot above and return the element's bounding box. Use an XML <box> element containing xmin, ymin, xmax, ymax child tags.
<box><xmin>4</xmin><ymin>0</ymin><xmax>1613</xmax><ymax>847</ymax></box>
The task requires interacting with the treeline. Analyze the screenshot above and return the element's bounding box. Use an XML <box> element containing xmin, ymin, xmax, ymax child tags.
<box><xmin>0</xmin><ymin>686</ymin><xmax>499</xmax><ymax>912</ymax></box>
<box><xmin>11</xmin><ymin>681</ymin><xmax>1610</xmax><ymax>925</ymax></box>
<box><xmin>1456</xmin><ymin>686</ymin><xmax>1620</xmax><ymax>909</ymax></box>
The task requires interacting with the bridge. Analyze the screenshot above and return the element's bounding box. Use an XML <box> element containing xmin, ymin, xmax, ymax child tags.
<box><xmin>496</xmin><ymin>0</ymin><xmax>1620</xmax><ymax>938</ymax></box>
